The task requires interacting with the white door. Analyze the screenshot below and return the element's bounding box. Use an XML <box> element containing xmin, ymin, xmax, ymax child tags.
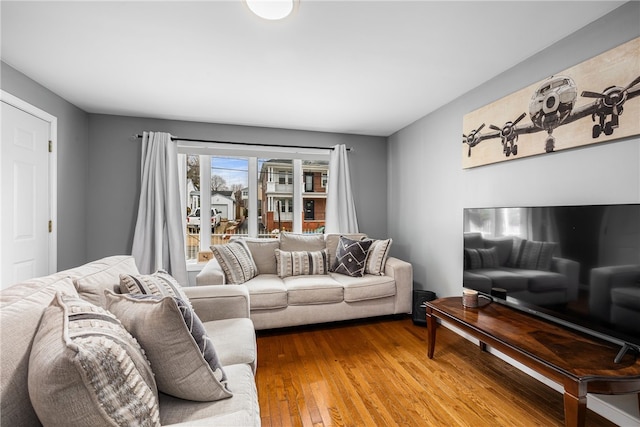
<box><xmin>1</xmin><ymin>97</ymin><xmax>55</xmax><ymax>288</ymax></box>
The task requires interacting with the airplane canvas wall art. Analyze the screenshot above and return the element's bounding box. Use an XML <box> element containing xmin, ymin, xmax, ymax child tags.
<box><xmin>462</xmin><ymin>37</ymin><xmax>639</xmax><ymax>169</ymax></box>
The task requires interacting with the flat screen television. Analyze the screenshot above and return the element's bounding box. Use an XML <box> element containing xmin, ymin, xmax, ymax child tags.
<box><xmin>463</xmin><ymin>203</ymin><xmax>640</xmax><ymax>362</ymax></box>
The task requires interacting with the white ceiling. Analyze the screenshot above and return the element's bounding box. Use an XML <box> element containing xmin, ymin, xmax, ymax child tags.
<box><xmin>1</xmin><ymin>1</ymin><xmax>625</xmax><ymax>137</ymax></box>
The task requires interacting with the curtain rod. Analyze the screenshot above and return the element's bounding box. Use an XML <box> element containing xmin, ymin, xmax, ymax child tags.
<box><xmin>133</xmin><ymin>134</ymin><xmax>352</xmax><ymax>151</ymax></box>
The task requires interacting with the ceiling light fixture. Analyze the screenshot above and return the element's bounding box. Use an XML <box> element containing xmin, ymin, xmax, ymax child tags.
<box><xmin>245</xmin><ymin>0</ymin><xmax>297</xmax><ymax>21</ymax></box>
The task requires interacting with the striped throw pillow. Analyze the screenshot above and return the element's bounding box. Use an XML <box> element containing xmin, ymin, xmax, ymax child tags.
<box><xmin>364</xmin><ymin>238</ymin><xmax>392</xmax><ymax>275</ymax></box>
<box><xmin>28</xmin><ymin>292</ymin><xmax>159</xmax><ymax>426</ymax></box>
<box><xmin>119</xmin><ymin>270</ymin><xmax>191</xmax><ymax>307</ymax></box>
<box><xmin>211</xmin><ymin>240</ymin><xmax>258</xmax><ymax>284</ymax></box>
<box><xmin>275</xmin><ymin>248</ymin><xmax>330</xmax><ymax>278</ymax></box>
<box><xmin>509</xmin><ymin>239</ymin><xmax>557</xmax><ymax>271</ymax></box>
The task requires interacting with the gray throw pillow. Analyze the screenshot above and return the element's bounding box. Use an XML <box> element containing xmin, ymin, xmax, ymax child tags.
<box><xmin>332</xmin><ymin>236</ymin><xmax>373</xmax><ymax>277</ymax></box>
<box><xmin>464</xmin><ymin>247</ymin><xmax>500</xmax><ymax>270</ymax></box>
<box><xmin>105</xmin><ymin>291</ymin><xmax>232</xmax><ymax>402</ymax></box>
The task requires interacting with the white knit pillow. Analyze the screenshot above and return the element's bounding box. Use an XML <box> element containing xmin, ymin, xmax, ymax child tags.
<box><xmin>28</xmin><ymin>292</ymin><xmax>160</xmax><ymax>426</ymax></box>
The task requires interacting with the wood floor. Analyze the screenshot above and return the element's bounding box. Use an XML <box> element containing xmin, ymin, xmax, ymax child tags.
<box><xmin>256</xmin><ymin>316</ymin><xmax>617</xmax><ymax>427</ymax></box>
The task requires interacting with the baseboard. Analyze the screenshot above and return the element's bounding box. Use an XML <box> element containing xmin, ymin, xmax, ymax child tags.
<box><xmin>439</xmin><ymin>321</ymin><xmax>640</xmax><ymax>425</ymax></box>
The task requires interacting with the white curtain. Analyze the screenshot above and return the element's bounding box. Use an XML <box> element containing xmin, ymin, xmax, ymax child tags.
<box><xmin>131</xmin><ymin>131</ymin><xmax>188</xmax><ymax>285</ymax></box>
<box><xmin>325</xmin><ymin>144</ymin><xmax>359</xmax><ymax>233</ymax></box>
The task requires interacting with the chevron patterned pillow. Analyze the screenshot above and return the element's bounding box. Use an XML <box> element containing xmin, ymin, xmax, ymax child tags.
<box><xmin>331</xmin><ymin>236</ymin><xmax>373</xmax><ymax>277</ymax></box>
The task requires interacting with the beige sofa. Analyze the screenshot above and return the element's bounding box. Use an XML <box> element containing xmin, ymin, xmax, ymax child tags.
<box><xmin>196</xmin><ymin>233</ymin><xmax>413</xmax><ymax>330</ymax></box>
<box><xmin>0</xmin><ymin>256</ymin><xmax>259</xmax><ymax>426</ymax></box>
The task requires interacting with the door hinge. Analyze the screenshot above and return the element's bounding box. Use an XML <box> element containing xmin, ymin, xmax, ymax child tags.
<box><xmin>48</xmin><ymin>141</ymin><xmax>53</xmax><ymax>153</ymax></box>
<box><xmin>48</xmin><ymin>220</ymin><xmax>53</xmax><ymax>233</ymax></box>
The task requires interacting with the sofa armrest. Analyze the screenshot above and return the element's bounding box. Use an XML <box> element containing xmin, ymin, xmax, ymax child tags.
<box><xmin>196</xmin><ymin>259</ymin><xmax>226</xmax><ymax>286</ymax></box>
<box><xmin>384</xmin><ymin>257</ymin><xmax>413</xmax><ymax>314</ymax></box>
<box><xmin>182</xmin><ymin>284</ymin><xmax>250</xmax><ymax>322</ymax></box>
<box><xmin>589</xmin><ymin>264</ymin><xmax>640</xmax><ymax>323</ymax></box>
<box><xmin>551</xmin><ymin>257</ymin><xmax>580</xmax><ymax>301</ymax></box>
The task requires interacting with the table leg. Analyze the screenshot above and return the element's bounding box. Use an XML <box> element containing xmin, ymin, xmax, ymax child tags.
<box><xmin>563</xmin><ymin>391</ymin><xmax>586</xmax><ymax>427</ymax></box>
<box><xmin>426</xmin><ymin>308</ymin><xmax>437</xmax><ymax>359</ymax></box>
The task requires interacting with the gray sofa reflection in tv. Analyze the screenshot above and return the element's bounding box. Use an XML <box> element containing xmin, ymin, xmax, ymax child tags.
<box><xmin>463</xmin><ymin>232</ymin><xmax>580</xmax><ymax>305</ymax></box>
<box><xmin>589</xmin><ymin>264</ymin><xmax>640</xmax><ymax>334</ymax></box>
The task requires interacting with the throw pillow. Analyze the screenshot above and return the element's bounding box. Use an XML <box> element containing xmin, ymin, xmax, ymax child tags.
<box><xmin>464</xmin><ymin>247</ymin><xmax>500</xmax><ymax>270</ymax></box>
<box><xmin>211</xmin><ymin>240</ymin><xmax>258</xmax><ymax>284</ymax></box>
<box><xmin>332</xmin><ymin>236</ymin><xmax>373</xmax><ymax>277</ymax></box>
<box><xmin>509</xmin><ymin>239</ymin><xmax>557</xmax><ymax>271</ymax></box>
<box><xmin>275</xmin><ymin>248</ymin><xmax>330</xmax><ymax>278</ymax></box>
<box><xmin>119</xmin><ymin>269</ymin><xmax>191</xmax><ymax>307</ymax></box>
<box><xmin>73</xmin><ymin>255</ymin><xmax>140</xmax><ymax>308</ymax></box>
<box><xmin>28</xmin><ymin>292</ymin><xmax>160</xmax><ymax>427</ymax></box>
<box><xmin>105</xmin><ymin>291</ymin><xmax>232</xmax><ymax>402</ymax></box>
<box><xmin>364</xmin><ymin>238</ymin><xmax>393</xmax><ymax>275</ymax></box>
<box><xmin>231</xmin><ymin>237</ymin><xmax>280</xmax><ymax>274</ymax></box>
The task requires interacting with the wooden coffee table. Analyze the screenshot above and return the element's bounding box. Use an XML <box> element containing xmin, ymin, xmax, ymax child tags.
<box><xmin>426</xmin><ymin>296</ymin><xmax>640</xmax><ymax>427</ymax></box>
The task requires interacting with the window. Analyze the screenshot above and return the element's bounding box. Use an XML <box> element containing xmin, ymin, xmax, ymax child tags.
<box><xmin>464</xmin><ymin>207</ymin><xmax>526</xmax><ymax>238</ymax></box>
<box><xmin>304</xmin><ymin>173</ymin><xmax>313</xmax><ymax>192</ymax></box>
<box><xmin>180</xmin><ymin>143</ymin><xmax>329</xmax><ymax>260</ymax></box>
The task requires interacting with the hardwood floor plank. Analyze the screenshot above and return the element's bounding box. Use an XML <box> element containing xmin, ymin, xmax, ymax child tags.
<box><xmin>256</xmin><ymin>316</ymin><xmax>617</xmax><ymax>426</ymax></box>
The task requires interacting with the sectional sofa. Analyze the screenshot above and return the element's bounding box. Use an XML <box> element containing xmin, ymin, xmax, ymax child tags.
<box><xmin>197</xmin><ymin>233</ymin><xmax>413</xmax><ymax>330</ymax></box>
<box><xmin>1</xmin><ymin>256</ymin><xmax>259</xmax><ymax>426</ymax></box>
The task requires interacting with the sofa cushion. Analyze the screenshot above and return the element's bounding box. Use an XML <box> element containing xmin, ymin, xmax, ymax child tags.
<box><xmin>158</xmin><ymin>363</ymin><xmax>259</xmax><ymax>427</ymax></box>
<box><xmin>464</xmin><ymin>247</ymin><xmax>499</xmax><ymax>270</ymax></box>
<box><xmin>463</xmin><ymin>232</ymin><xmax>484</xmax><ymax>249</ymax></box>
<box><xmin>1</xmin><ymin>277</ymin><xmax>79</xmax><ymax>427</ymax></box>
<box><xmin>280</xmin><ymin>232</ymin><xmax>325</xmax><ymax>252</ymax></box>
<box><xmin>28</xmin><ymin>292</ymin><xmax>160</xmax><ymax>426</ymax></box>
<box><xmin>243</xmin><ymin>274</ymin><xmax>288</xmax><ymax>310</ymax></box>
<box><xmin>483</xmin><ymin>237</ymin><xmax>514</xmax><ymax>266</ymax></box>
<box><xmin>119</xmin><ymin>270</ymin><xmax>192</xmax><ymax>307</ymax></box>
<box><xmin>331</xmin><ymin>273</ymin><xmax>396</xmax><ymax>302</ymax></box>
<box><xmin>275</xmin><ymin>248</ymin><xmax>330</xmax><ymax>277</ymax></box>
<box><xmin>211</xmin><ymin>241</ymin><xmax>258</xmax><ymax>284</ymax></box>
<box><xmin>105</xmin><ymin>292</ymin><xmax>232</xmax><ymax>402</ymax></box>
<box><xmin>511</xmin><ymin>269</ymin><xmax>568</xmax><ymax>293</ymax></box>
<box><xmin>332</xmin><ymin>236</ymin><xmax>373</xmax><ymax>277</ymax></box>
<box><xmin>611</xmin><ymin>287</ymin><xmax>640</xmax><ymax>311</ymax></box>
<box><xmin>204</xmin><ymin>317</ymin><xmax>258</xmax><ymax>372</ymax></box>
<box><xmin>284</xmin><ymin>275</ymin><xmax>344</xmax><ymax>305</ymax></box>
<box><xmin>73</xmin><ymin>255</ymin><xmax>140</xmax><ymax>308</ymax></box>
<box><xmin>365</xmin><ymin>238</ymin><xmax>392</xmax><ymax>275</ymax></box>
<box><xmin>462</xmin><ymin>271</ymin><xmax>493</xmax><ymax>294</ymax></box>
<box><xmin>509</xmin><ymin>239</ymin><xmax>557</xmax><ymax>271</ymax></box>
<box><xmin>472</xmin><ymin>268</ymin><xmax>529</xmax><ymax>292</ymax></box>
<box><xmin>234</xmin><ymin>237</ymin><xmax>279</xmax><ymax>274</ymax></box>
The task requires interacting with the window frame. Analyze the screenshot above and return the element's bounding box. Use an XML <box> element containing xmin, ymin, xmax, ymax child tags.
<box><xmin>178</xmin><ymin>141</ymin><xmax>330</xmax><ymax>259</ymax></box>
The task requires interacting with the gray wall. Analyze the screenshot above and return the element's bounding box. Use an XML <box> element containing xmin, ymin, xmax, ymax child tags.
<box><xmin>87</xmin><ymin>114</ymin><xmax>387</xmax><ymax>261</ymax></box>
<box><xmin>388</xmin><ymin>2</ymin><xmax>640</xmax><ymax>298</ymax></box>
<box><xmin>1</xmin><ymin>62</ymin><xmax>89</xmax><ymax>270</ymax></box>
